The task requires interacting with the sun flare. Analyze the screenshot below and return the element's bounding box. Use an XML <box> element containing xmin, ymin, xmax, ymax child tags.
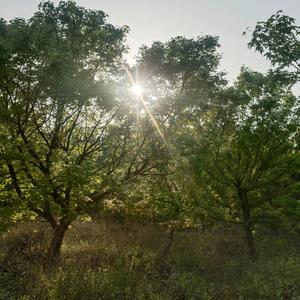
<box><xmin>131</xmin><ymin>84</ymin><xmax>143</xmax><ymax>96</ymax></box>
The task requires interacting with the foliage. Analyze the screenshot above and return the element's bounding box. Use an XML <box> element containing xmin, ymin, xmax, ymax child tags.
<box><xmin>0</xmin><ymin>0</ymin><xmax>300</xmax><ymax>282</ymax></box>
<box><xmin>0</xmin><ymin>1</ymin><xmax>162</xmax><ymax>261</ymax></box>
<box><xmin>248</xmin><ymin>10</ymin><xmax>300</xmax><ymax>81</ymax></box>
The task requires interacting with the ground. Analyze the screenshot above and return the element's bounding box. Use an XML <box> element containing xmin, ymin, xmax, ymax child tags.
<box><xmin>0</xmin><ymin>219</ymin><xmax>299</xmax><ymax>299</ymax></box>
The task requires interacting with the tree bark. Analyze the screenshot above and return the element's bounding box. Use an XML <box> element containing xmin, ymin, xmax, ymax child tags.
<box><xmin>46</xmin><ymin>220</ymin><xmax>70</xmax><ymax>265</ymax></box>
<box><xmin>237</xmin><ymin>187</ymin><xmax>256</xmax><ymax>259</ymax></box>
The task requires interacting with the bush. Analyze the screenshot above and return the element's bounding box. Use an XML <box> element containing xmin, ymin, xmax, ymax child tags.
<box><xmin>0</xmin><ymin>222</ymin><xmax>49</xmax><ymax>268</ymax></box>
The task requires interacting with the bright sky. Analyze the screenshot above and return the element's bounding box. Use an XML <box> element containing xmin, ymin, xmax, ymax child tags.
<box><xmin>1</xmin><ymin>0</ymin><xmax>300</xmax><ymax>85</ymax></box>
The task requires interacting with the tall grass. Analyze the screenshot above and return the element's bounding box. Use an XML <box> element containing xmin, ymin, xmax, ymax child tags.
<box><xmin>0</xmin><ymin>219</ymin><xmax>299</xmax><ymax>299</ymax></box>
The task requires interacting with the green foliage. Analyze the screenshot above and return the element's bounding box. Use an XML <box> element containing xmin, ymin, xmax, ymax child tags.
<box><xmin>0</xmin><ymin>1</ymin><xmax>141</xmax><ymax>259</ymax></box>
<box><xmin>0</xmin><ymin>0</ymin><xmax>300</xmax><ymax>272</ymax></box>
<box><xmin>137</xmin><ymin>35</ymin><xmax>224</xmax><ymax>85</ymax></box>
<box><xmin>248</xmin><ymin>10</ymin><xmax>300</xmax><ymax>80</ymax></box>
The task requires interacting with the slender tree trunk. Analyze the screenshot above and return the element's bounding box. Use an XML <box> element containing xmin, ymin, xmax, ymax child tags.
<box><xmin>237</xmin><ymin>187</ymin><xmax>256</xmax><ymax>259</ymax></box>
<box><xmin>162</xmin><ymin>227</ymin><xmax>175</xmax><ymax>260</ymax></box>
<box><xmin>46</xmin><ymin>221</ymin><xmax>70</xmax><ymax>265</ymax></box>
<box><xmin>157</xmin><ymin>227</ymin><xmax>175</xmax><ymax>273</ymax></box>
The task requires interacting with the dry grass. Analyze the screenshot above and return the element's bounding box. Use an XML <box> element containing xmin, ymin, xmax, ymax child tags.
<box><xmin>0</xmin><ymin>218</ymin><xmax>299</xmax><ymax>299</ymax></box>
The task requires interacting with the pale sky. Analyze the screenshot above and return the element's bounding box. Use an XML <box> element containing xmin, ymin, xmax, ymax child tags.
<box><xmin>1</xmin><ymin>0</ymin><xmax>300</xmax><ymax>85</ymax></box>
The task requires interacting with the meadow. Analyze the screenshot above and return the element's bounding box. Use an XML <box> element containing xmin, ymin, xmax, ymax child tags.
<box><xmin>1</xmin><ymin>218</ymin><xmax>299</xmax><ymax>299</ymax></box>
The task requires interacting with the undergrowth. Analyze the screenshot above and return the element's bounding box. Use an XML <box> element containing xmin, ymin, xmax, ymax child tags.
<box><xmin>0</xmin><ymin>220</ymin><xmax>299</xmax><ymax>300</ymax></box>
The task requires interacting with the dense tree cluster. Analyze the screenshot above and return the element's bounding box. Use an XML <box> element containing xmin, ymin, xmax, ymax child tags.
<box><xmin>0</xmin><ymin>1</ymin><xmax>299</xmax><ymax>263</ymax></box>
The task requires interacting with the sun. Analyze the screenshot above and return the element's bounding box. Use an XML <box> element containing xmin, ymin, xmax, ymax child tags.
<box><xmin>131</xmin><ymin>84</ymin><xmax>143</xmax><ymax>96</ymax></box>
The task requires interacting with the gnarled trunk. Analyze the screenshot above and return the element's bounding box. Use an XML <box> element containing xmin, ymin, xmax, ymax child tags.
<box><xmin>46</xmin><ymin>221</ymin><xmax>70</xmax><ymax>264</ymax></box>
<box><xmin>237</xmin><ymin>187</ymin><xmax>256</xmax><ymax>259</ymax></box>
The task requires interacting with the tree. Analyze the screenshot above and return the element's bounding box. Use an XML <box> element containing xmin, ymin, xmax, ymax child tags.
<box><xmin>94</xmin><ymin>36</ymin><xmax>226</xmax><ymax>266</ymax></box>
<box><xmin>247</xmin><ymin>11</ymin><xmax>300</xmax><ymax>81</ymax></box>
<box><xmin>189</xmin><ymin>69</ymin><xmax>299</xmax><ymax>257</ymax></box>
<box><xmin>0</xmin><ymin>1</ymin><xmax>131</xmax><ymax>263</ymax></box>
<box><xmin>135</xmin><ymin>35</ymin><xmax>226</xmax><ymax>105</ymax></box>
<box><xmin>247</xmin><ymin>11</ymin><xmax>300</xmax><ymax>234</ymax></box>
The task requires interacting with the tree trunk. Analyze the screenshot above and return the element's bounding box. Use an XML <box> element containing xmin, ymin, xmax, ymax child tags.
<box><xmin>157</xmin><ymin>227</ymin><xmax>175</xmax><ymax>273</ymax></box>
<box><xmin>237</xmin><ymin>187</ymin><xmax>256</xmax><ymax>259</ymax></box>
<box><xmin>46</xmin><ymin>221</ymin><xmax>70</xmax><ymax>265</ymax></box>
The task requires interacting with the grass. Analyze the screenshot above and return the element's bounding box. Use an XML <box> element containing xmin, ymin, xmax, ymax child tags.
<box><xmin>0</xmin><ymin>218</ymin><xmax>299</xmax><ymax>299</ymax></box>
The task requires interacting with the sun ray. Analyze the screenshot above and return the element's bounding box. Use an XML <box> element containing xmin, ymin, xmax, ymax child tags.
<box><xmin>123</xmin><ymin>64</ymin><xmax>168</xmax><ymax>147</ymax></box>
